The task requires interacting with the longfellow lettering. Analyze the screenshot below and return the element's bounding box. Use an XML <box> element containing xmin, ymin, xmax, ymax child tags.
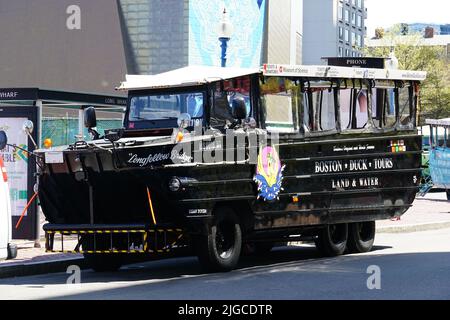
<box><xmin>128</xmin><ymin>153</ymin><xmax>170</xmax><ymax>167</ymax></box>
<box><xmin>128</xmin><ymin>150</ymin><xmax>193</xmax><ymax>167</ymax></box>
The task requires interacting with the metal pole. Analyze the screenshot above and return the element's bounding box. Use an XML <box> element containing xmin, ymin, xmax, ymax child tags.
<box><xmin>219</xmin><ymin>37</ymin><xmax>230</xmax><ymax>68</ymax></box>
<box><xmin>34</xmin><ymin>100</ymin><xmax>43</xmax><ymax>248</ymax></box>
<box><xmin>78</xmin><ymin>107</ymin><xmax>84</xmax><ymax>140</ymax></box>
<box><xmin>36</xmin><ymin>100</ymin><xmax>43</xmax><ymax>148</ymax></box>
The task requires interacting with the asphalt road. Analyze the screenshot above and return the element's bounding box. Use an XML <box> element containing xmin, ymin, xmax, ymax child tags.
<box><xmin>0</xmin><ymin>227</ymin><xmax>449</xmax><ymax>300</ymax></box>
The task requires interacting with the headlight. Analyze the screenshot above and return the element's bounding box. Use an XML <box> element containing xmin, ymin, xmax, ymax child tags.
<box><xmin>169</xmin><ymin>177</ymin><xmax>181</xmax><ymax>192</ymax></box>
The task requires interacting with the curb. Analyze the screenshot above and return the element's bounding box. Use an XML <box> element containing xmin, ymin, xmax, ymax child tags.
<box><xmin>0</xmin><ymin>257</ymin><xmax>87</xmax><ymax>280</ymax></box>
<box><xmin>376</xmin><ymin>221</ymin><xmax>450</xmax><ymax>234</ymax></box>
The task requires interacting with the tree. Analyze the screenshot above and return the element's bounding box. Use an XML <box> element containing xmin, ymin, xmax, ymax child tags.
<box><xmin>364</xmin><ymin>31</ymin><xmax>450</xmax><ymax>123</ymax></box>
<box><xmin>374</xmin><ymin>28</ymin><xmax>385</xmax><ymax>39</ymax></box>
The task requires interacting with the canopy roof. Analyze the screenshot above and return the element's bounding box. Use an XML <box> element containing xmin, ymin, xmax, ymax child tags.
<box><xmin>425</xmin><ymin>118</ymin><xmax>450</xmax><ymax>127</ymax></box>
<box><xmin>117</xmin><ymin>64</ymin><xmax>427</xmax><ymax>91</ymax></box>
<box><xmin>117</xmin><ymin>66</ymin><xmax>260</xmax><ymax>91</ymax></box>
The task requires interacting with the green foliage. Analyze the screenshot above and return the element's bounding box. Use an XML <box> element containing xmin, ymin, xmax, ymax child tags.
<box><xmin>364</xmin><ymin>32</ymin><xmax>450</xmax><ymax>123</ymax></box>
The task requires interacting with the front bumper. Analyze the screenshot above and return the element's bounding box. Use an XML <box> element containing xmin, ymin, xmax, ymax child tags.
<box><xmin>44</xmin><ymin>223</ymin><xmax>186</xmax><ymax>254</ymax></box>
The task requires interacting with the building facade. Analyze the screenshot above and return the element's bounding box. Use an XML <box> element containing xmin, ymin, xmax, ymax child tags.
<box><xmin>119</xmin><ymin>0</ymin><xmax>271</xmax><ymax>74</ymax></box>
<box><xmin>264</xmin><ymin>0</ymin><xmax>303</xmax><ymax>65</ymax></box>
<box><xmin>303</xmin><ymin>0</ymin><xmax>367</xmax><ymax>65</ymax></box>
<box><xmin>407</xmin><ymin>23</ymin><xmax>450</xmax><ymax>36</ymax></box>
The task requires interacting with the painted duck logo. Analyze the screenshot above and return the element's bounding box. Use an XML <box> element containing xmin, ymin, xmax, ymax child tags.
<box><xmin>254</xmin><ymin>146</ymin><xmax>285</xmax><ymax>201</ymax></box>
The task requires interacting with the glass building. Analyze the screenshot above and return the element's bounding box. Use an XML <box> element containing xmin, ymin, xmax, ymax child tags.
<box><xmin>119</xmin><ymin>0</ymin><xmax>268</xmax><ymax>74</ymax></box>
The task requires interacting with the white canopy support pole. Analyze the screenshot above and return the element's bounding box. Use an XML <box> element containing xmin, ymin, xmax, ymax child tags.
<box><xmin>78</xmin><ymin>107</ymin><xmax>84</xmax><ymax>141</ymax></box>
<box><xmin>35</xmin><ymin>100</ymin><xmax>43</xmax><ymax>149</ymax></box>
<box><xmin>35</xmin><ymin>99</ymin><xmax>42</xmax><ymax>248</ymax></box>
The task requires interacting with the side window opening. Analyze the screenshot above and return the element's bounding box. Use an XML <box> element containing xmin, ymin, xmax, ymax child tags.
<box><xmin>260</xmin><ymin>77</ymin><xmax>299</xmax><ymax>133</ymax></box>
<box><xmin>304</xmin><ymin>82</ymin><xmax>336</xmax><ymax>133</ymax></box>
<box><xmin>398</xmin><ymin>83</ymin><xmax>414</xmax><ymax>126</ymax></box>
<box><xmin>382</xmin><ymin>88</ymin><xmax>396</xmax><ymax>128</ymax></box>
<box><xmin>339</xmin><ymin>80</ymin><xmax>369</xmax><ymax>130</ymax></box>
<box><xmin>369</xmin><ymin>81</ymin><xmax>414</xmax><ymax>130</ymax></box>
<box><xmin>211</xmin><ymin>76</ymin><xmax>252</xmax><ymax>129</ymax></box>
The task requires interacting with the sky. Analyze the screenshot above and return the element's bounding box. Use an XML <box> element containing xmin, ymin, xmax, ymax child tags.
<box><xmin>365</xmin><ymin>0</ymin><xmax>450</xmax><ymax>37</ymax></box>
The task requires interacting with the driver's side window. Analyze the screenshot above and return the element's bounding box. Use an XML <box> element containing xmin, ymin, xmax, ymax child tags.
<box><xmin>210</xmin><ymin>77</ymin><xmax>252</xmax><ymax>128</ymax></box>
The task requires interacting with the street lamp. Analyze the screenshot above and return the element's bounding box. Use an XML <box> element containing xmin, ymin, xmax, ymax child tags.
<box><xmin>218</xmin><ymin>8</ymin><xmax>234</xmax><ymax>67</ymax></box>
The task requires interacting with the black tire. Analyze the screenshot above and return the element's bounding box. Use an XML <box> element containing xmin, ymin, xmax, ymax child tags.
<box><xmin>82</xmin><ymin>236</ymin><xmax>123</xmax><ymax>272</ymax></box>
<box><xmin>446</xmin><ymin>190</ymin><xmax>450</xmax><ymax>200</ymax></box>
<box><xmin>315</xmin><ymin>223</ymin><xmax>348</xmax><ymax>257</ymax></box>
<box><xmin>346</xmin><ymin>221</ymin><xmax>376</xmax><ymax>253</ymax></box>
<box><xmin>253</xmin><ymin>242</ymin><xmax>274</xmax><ymax>255</ymax></box>
<box><xmin>242</xmin><ymin>242</ymin><xmax>274</xmax><ymax>256</ymax></box>
<box><xmin>194</xmin><ymin>207</ymin><xmax>242</xmax><ymax>272</ymax></box>
<box><xmin>83</xmin><ymin>254</ymin><xmax>123</xmax><ymax>272</ymax></box>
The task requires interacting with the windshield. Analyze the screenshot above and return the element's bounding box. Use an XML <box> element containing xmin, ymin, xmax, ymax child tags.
<box><xmin>128</xmin><ymin>91</ymin><xmax>204</xmax><ymax>125</ymax></box>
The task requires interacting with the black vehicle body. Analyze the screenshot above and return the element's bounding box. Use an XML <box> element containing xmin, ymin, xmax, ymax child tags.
<box><xmin>37</xmin><ymin>64</ymin><xmax>426</xmax><ymax>271</ymax></box>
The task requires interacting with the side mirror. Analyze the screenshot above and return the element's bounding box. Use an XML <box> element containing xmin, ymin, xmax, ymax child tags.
<box><xmin>22</xmin><ymin>120</ymin><xmax>38</xmax><ymax>149</ymax></box>
<box><xmin>0</xmin><ymin>131</ymin><xmax>7</xmax><ymax>150</ymax></box>
<box><xmin>22</xmin><ymin>120</ymin><xmax>34</xmax><ymax>135</ymax></box>
<box><xmin>84</xmin><ymin>107</ymin><xmax>97</xmax><ymax>129</ymax></box>
<box><xmin>231</xmin><ymin>97</ymin><xmax>247</xmax><ymax>120</ymax></box>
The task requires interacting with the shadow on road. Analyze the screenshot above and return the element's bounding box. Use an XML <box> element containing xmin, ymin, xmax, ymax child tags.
<box><xmin>1</xmin><ymin>244</ymin><xmax>392</xmax><ymax>288</ymax></box>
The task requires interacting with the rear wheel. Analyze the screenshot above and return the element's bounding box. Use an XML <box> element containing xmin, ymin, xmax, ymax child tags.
<box><xmin>194</xmin><ymin>207</ymin><xmax>242</xmax><ymax>272</ymax></box>
<box><xmin>253</xmin><ymin>242</ymin><xmax>274</xmax><ymax>255</ymax></box>
<box><xmin>315</xmin><ymin>224</ymin><xmax>348</xmax><ymax>257</ymax></box>
<box><xmin>346</xmin><ymin>221</ymin><xmax>376</xmax><ymax>253</ymax></box>
<box><xmin>242</xmin><ymin>242</ymin><xmax>274</xmax><ymax>256</ymax></box>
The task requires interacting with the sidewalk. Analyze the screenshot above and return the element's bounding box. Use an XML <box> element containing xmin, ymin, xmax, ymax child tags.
<box><xmin>376</xmin><ymin>192</ymin><xmax>450</xmax><ymax>233</ymax></box>
<box><xmin>0</xmin><ymin>239</ymin><xmax>84</xmax><ymax>279</ymax></box>
<box><xmin>1</xmin><ymin>192</ymin><xmax>450</xmax><ymax>279</ymax></box>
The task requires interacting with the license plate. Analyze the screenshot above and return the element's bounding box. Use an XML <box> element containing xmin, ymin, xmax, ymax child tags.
<box><xmin>45</xmin><ymin>152</ymin><xmax>64</xmax><ymax>164</ymax></box>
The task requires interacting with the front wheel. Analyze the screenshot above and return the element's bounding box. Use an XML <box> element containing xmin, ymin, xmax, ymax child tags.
<box><xmin>83</xmin><ymin>254</ymin><xmax>123</xmax><ymax>272</ymax></box>
<box><xmin>194</xmin><ymin>207</ymin><xmax>242</xmax><ymax>272</ymax></box>
<box><xmin>82</xmin><ymin>236</ymin><xmax>123</xmax><ymax>272</ymax></box>
<box><xmin>346</xmin><ymin>221</ymin><xmax>376</xmax><ymax>253</ymax></box>
<box><xmin>315</xmin><ymin>224</ymin><xmax>348</xmax><ymax>257</ymax></box>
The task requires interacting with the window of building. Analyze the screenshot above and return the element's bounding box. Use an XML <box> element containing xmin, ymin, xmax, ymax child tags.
<box><xmin>304</xmin><ymin>83</ymin><xmax>336</xmax><ymax>132</ymax></box>
<box><xmin>345</xmin><ymin>29</ymin><xmax>350</xmax><ymax>42</ymax></box>
<box><xmin>339</xmin><ymin>47</ymin><xmax>344</xmax><ymax>57</ymax></box>
<box><xmin>357</xmin><ymin>15</ymin><xmax>362</xmax><ymax>27</ymax></box>
<box><xmin>338</xmin><ymin>5</ymin><xmax>343</xmax><ymax>20</ymax></box>
<box><xmin>345</xmin><ymin>9</ymin><xmax>350</xmax><ymax>22</ymax></box>
<box><xmin>351</xmin><ymin>31</ymin><xmax>356</xmax><ymax>45</ymax></box>
<box><xmin>357</xmin><ymin>0</ymin><xmax>362</xmax><ymax>8</ymax></box>
<box><xmin>351</xmin><ymin>12</ymin><xmax>356</xmax><ymax>25</ymax></box>
<box><xmin>339</xmin><ymin>27</ymin><xmax>344</xmax><ymax>40</ymax></box>
<box><xmin>260</xmin><ymin>77</ymin><xmax>299</xmax><ymax>133</ymax></box>
<box><xmin>356</xmin><ymin>34</ymin><xmax>362</xmax><ymax>47</ymax></box>
<box><xmin>352</xmin><ymin>0</ymin><xmax>356</xmax><ymax>6</ymax></box>
<box><xmin>345</xmin><ymin>49</ymin><xmax>350</xmax><ymax>56</ymax></box>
